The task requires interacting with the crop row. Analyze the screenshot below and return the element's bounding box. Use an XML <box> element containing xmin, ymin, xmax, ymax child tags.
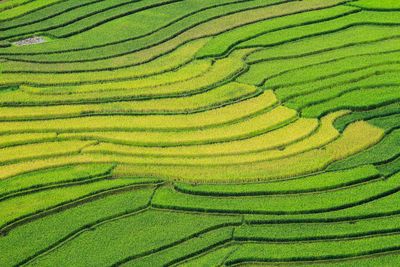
<box><xmin>1</xmin><ymin>0</ymin><xmax>351</xmax><ymax>64</ymax></box>
<box><xmin>0</xmin><ymin>82</ymin><xmax>261</xmax><ymax>121</ymax></box>
<box><xmin>0</xmin><ymin>163</ymin><xmax>114</xmax><ymax>199</ymax></box>
<box><xmin>0</xmin><ymin>118</ymin><xmax>380</xmax><ymax>181</ymax></box>
<box><xmin>173</xmin><ymin>165</ymin><xmax>380</xmax><ymax>196</ymax></box>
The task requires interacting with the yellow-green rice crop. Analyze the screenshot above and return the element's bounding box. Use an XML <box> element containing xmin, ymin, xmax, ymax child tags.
<box><xmin>83</xmin><ymin>117</ymin><xmax>317</xmax><ymax>156</ymax></box>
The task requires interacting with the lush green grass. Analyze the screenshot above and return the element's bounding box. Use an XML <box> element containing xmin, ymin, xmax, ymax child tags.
<box><xmin>1</xmin><ymin>37</ymin><xmax>210</xmax><ymax>73</ymax></box>
<box><xmin>196</xmin><ymin>3</ymin><xmax>357</xmax><ymax>58</ymax></box>
<box><xmin>0</xmin><ymin>163</ymin><xmax>114</xmax><ymax>198</ymax></box>
<box><xmin>286</xmin><ymin>72</ymin><xmax>400</xmax><ymax>113</ymax></box>
<box><xmin>122</xmin><ymin>227</ymin><xmax>234</xmax><ymax>266</ymax></box>
<box><xmin>25</xmin><ymin>210</ymin><xmax>240</xmax><ymax>266</ymax></box>
<box><xmin>245</xmin><ymin>25</ymin><xmax>400</xmax><ymax>64</ymax></box>
<box><xmin>350</xmin><ymin>0</ymin><xmax>400</xmax><ymax>9</ymax></box>
<box><xmin>177</xmin><ymin>245</ymin><xmax>236</xmax><ymax>267</ymax></box>
<box><xmin>0</xmin><ymin>0</ymin><xmax>65</xmax><ymax>21</ymax></box>
<box><xmin>235</xmin><ymin>214</ymin><xmax>400</xmax><ymax>241</ymax></box>
<box><xmin>334</xmin><ymin>102</ymin><xmax>400</xmax><ymax>132</ymax></box>
<box><xmin>0</xmin><ymin>178</ymin><xmax>144</xmax><ymax>230</ymax></box>
<box><xmin>301</xmin><ymin>85</ymin><xmax>400</xmax><ymax>118</ymax></box>
<box><xmin>0</xmin><ymin>187</ymin><xmax>155</xmax><ymax>267</ymax></box>
<box><xmin>236</xmin><ymin>11</ymin><xmax>400</xmax><ymax>49</ymax></box>
<box><xmin>1</xmin><ymin>0</ymin><xmax>176</xmax><ymax>40</ymax></box>
<box><xmin>153</xmin><ymin>172</ymin><xmax>400</xmax><ymax>214</ymax></box>
<box><xmin>2</xmin><ymin>0</ymin><xmax>400</xmax><ymax>265</ymax></box>
<box><xmin>0</xmin><ymin>0</ymin><xmax>289</xmax><ymax>61</ymax></box>
<box><xmin>225</xmin><ymin>233</ymin><xmax>400</xmax><ymax>265</ymax></box>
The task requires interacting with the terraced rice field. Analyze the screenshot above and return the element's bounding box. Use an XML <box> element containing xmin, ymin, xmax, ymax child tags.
<box><xmin>1</xmin><ymin>0</ymin><xmax>400</xmax><ymax>265</ymax></box>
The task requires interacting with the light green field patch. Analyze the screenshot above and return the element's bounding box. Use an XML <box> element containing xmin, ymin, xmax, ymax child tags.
<box><xmin>0</xmin><ymin>133</ymin><xmax>57</xmax><ymax>148</ymax></box>
<box><xmin>0</xmin><ymin>140</ymin><xmax>95</xmax><ymax>166</ymax></box>
<box><xmin>0</xmin><ymin>163</ymin><xmax>114</xmax><ymax>198</ymax></box>
<box><xmin>0</xmin><ymin>0</ymin><xmax>64</xmax><ymax>21</ymax></box>
<box><xmin>350</xmin><ymin>0</ymin><xmax>400</xmax><ymax>9</ymax></box>
<box><xmin>0</xmin><ymin>82</ymin><xmax>260</xmax><ymax>120</ymax></box>
<box><xmin>74</xmin><ymin>104</ymin><xmax>295</xmax><ymax>147</ymax></box>
<box><xmin>0</xmin><ymin>90</ymin><xmax>276</xmax><ymax>134</ymax></box>
<box><xmin>22</xmin><ymin>60</ymin><xmax>212</xmax><ymax>92</ymax></box>
<box><xmin>1</xmin><ymin>57</ymin><xmax>246</xmax><ymax>105</ymax></box>
<box><xmin>0</xmin><ymin>178</ymin><xmax>140</xmax><ymax>230</ymax></box>
<box><xmin>83</xmin><ymin>117</ymin><xmax>315</xmax><ymax>156</ymax></box>
<box><xmin>110</xmin><ymin>119</ymin><xmax>384</xmax><ymax>181</ymax></box>
<box><xmin>196</xmin><ymin>3</ymin><xmax>356</xmax><ymax>58</ymax></box>
<box><xmin>173</xmin><ymin>165</ymin><xmax>380</xmax><ymax>196</ymax></box>
<box><xmin>1</xmin><ymin>37</ymin><xmax>211</xmax><ymax>73</ymax></box>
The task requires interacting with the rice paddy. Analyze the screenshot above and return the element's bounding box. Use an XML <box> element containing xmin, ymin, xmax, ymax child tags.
<box><xmin>1</xmin><ymin>0</ymin><xmax>400</xmax><ymax>265</ymax></box>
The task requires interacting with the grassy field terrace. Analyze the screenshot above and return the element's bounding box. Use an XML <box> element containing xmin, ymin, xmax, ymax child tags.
<box><xmin>1</xmin><ymin>0</ymin><xmax>400</xmax><ymax>266</ymax></box>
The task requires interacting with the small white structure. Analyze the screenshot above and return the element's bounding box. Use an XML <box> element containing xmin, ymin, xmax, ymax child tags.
<box><xmin>13</xmin><ymin>36</ymin><xmax>47</xmax><ymax>46</ymax></box>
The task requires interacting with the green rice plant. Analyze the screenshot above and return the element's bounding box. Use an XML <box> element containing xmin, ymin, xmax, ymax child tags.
<box><xmin>1</xmin><ymin>37</ymin><xmax>210</xmax><ymax>74</ymax></box>
<box><xmin>334</xmin><ymin>102</ymin><xmax>400</xmax><ymax>132</ymax></box>
<box><xmin>173</xmin><ymin>165</ymin><xmax>380</xmax><ymax>196</ymax></box>
<box><xmin>376</xmin><ymin>155</ymin><xmax>400</xmax><ymax>177</ymax></box>
<box><xmin>0</xmin><ymin>82</ymin><xmax>260</xmax><ymax>120</ymax></box>
<box><xmin>225</xmin><ymin>233</ymin><xmax>400</xmax><ymax>265</ymax></box>
<box><xmin>177</xmin><ymin>245</ymin><xmax>236</xmax><ymax>267</ymax></box>
<box><xmin>296</xmin><ymin>254</ymin><xmax>400</xmax><ymax>266</ymax></box>
<box><xmin>0</xmin><ymin>188</ymin><xmax>155</xmax><ymax>267</ymax></box>
<box><xmin>0</xmin><ymin>163</ymin><xmax>114</xmax><ymax>199</ymax></box>
<box><xmin>0</xmin><ymin>0</ymin><xmax>34</xmax><ymax>12</ymax></box>
<box><xmin>245</xmin><ymin>24</ymin><xmax>400</xmax><ymax>62</ymax></box>
<box><xmin>349</xmin><ymin>0</ymin><xmax>400</xmax><ymax>9</ymax></box>
<box><xmin>235</xmin><ymin>214</ymin><xmax>400</xmax><ymax>241</ymax></box>
<box><xmin>83</xmin><ymin>116</ymin><xmax>314</xmax><ymax>155</ymax></box>
<box><xmin>0</xmin><ymin>178</ymin><xmax>145</xmax><ymax>231</ymax></box>
<box><xmin>286</xmin><ymin>71</ymin><xmax>400</xmax><ymax>112</ymax></box>
<box><xmin>368</xmin><ymin>113</ymin><xmax>400</xmax><ymax>132</ymax></box>
<box><xmin>0</xmin><ymin>140</ymin><xmax>95</xmax><ymax>166</ymax></box>
<box><xmin>237</xmin><ymin>10</ymin><xmax>400</xmax><ymax>49</ymax></box>
<box><xmin>152</xmin><ymin>171</ymin><xmax>400</xmax><ymax>214</ymax></box>
<box><xmin>262</xmin><ymin>51</ymin><xmax>400</xmax><ymax>90</ymax></box>
<box><xmin>244</xmin><ymin>185</ymin><xmax>400</xmax><ymax>224</ymax></box>
<box><xmin>24</xmin><ymin>209</ymin><xmax>240</xmax><ymax>267</ymax></box>
<box><xmin>328</xmin><ymin>129</ymin><xmax>400</xmax><ymax>171</ymax></box>
<box><xmin>1</xmin><ymin>0</ymin><xmax>171</xmax><ymax>40</ymax></box>
<box><xmin>0</xmin><ymin>0</ymin><xmax>103</xmax><ymax>29</ymax></box>
<box><xmin>196</xmin><ymin>3</ymin><xmax>357</xmax><ymax>58</ymax></box>
<box><xmin>121</xmin><ymin>227</ymin><xmax>234</xmax><ymax>266</ymax></box>
<box><xmin>243</xmin><ymin>37</ymin><xmax>400</xmax><ymax>86</ymax></box>
<box><xmin>275</xmin><ymin>64</ymin><xmax>400</xmax><ymax>102</ymax></box>
<box><xmin>0</xmin><ymin>0</ymin><xmax>64</xmax><ymax>21</ymax></box>
<box><xmin>0</xmin><ymin>90</ymin><xmax>275</xmax><ymax>134</ymax></box>
<box><xmin>0</xmin><ymin>0</ymin><xmax>289</xmax><ymax>62</ymax></box>
<box><xmin>301</xmin><ymin>85</ymin><xmax>400</xmax><ymax>118</ymax></box>
<box><xmin>45</xmin><ymin>0</ymin><xmax>204</xmax><ymax>39</ymax></box>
